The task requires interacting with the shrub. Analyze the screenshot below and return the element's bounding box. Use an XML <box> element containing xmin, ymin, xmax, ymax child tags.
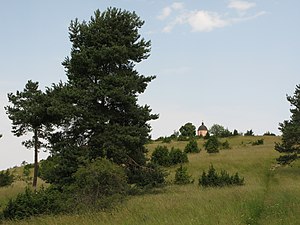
<box><xmin>204</xmin><ymin>136</ymin><xmax>220</xmax><ymax>153</ymax></box>
<box><xmin>72</xmin><ymin>158</ymin><xmax>129</xmax><ymax>207</ymax></box>
<box><xmin>221</xmin><ymin>140</ymin><xmax>231</xmax><ymax>150</ymax></box>
<box><xmin>162</xmin><ymin>137</ymin><xmax>172</xmax><ymax>143</ymax></box>
<box><xmin>263</xmin><ymin>131</ymin><xmax>276</xmax><ymax>136</ymax></box>
<box><xmin>199</xmin><ymin>164</ymin><xmax>244</xmax><ymax>187</ymax></box>
<box><xmin>276</xmin><ymin>154</ymin><xmax>298</xmax><ymax>165</ymax></box>
<box><xmin>174</xmin><ymin>165</ymin><xmax>193</xmax><ymax>185</ymax></box>
<box><xmin>0</xmin><ymin>169</ymin><xmax>14</xmax><ymax>187</ymax></box>
<box><xmin>252</xmin><ymin>139</ymin><xmax>264</xmax><ymax>146</ymax></box>
<box><xmin>169</xmin><ymin>147</ymin><xmax>188</xmax><ymax>165</ymax></box>
<box><xmin>233</xmin><ymin>129</ymin><xmax>239</xmax><ymax>136</ymax></box>
<box><xmin>151</xmin><ymin>146</ymin><xmax>188</xmax><ymax>167</ymax></box>
<box><xmin>2</xmin><ymin>187</ymin><xmax>66</xmax><ymax>220</ymax></box>
<box><xmin>177</xmin><ymin>135</ymin><xmax>189</xmax><ymax>141</ymax></box>
<box><xmin>244</xmin><ymin>129</ymin><xmax>254</xmax><ymax>136</ymax></box>
<box><xmin>184</xmin><ymin>139</ymin><xmax>200</xmax><ymax>153</ymax></box>
<box><xmin>127</xmin><ymin>162</ymin><xmax>167</xmax><ymax>188</ymax></box>
<box><xmin>151</xmin><ymin>146</ymin><xmax>170</xmax><ymax>166</ymax></box>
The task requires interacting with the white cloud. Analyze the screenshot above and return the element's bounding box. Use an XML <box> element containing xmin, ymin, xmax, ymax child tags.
<box><xmin>187</xmin><ymin>11</ymin><xmax>229</xmax><ymax>32</ymax></box>
<box><xmin>159</xmin><ymin>1</ymin><xmax>265</xmax><ymax>33</ymax></box>
<box><xmin>162</xmin><ymin>10</ymin><xmax>229</xmax><ymax>33</ymax></box>
<box><xmin>228</xmin><ymin>0</ymin><xmax>256</xmax><ymax>12</ymax></box>
<box><xmin>171</xmin><ymin>2</ymin><xmax>184</xmax><ymax>10</ymax></box>
<box><xmin>157</xmin><ymin>7</ymin><xmax>172</xmax><ymax>20</ymax></box>
<box><xmin>157</xmin><ymin>2</ymin><xmax>184</xmax><ymax>20</ymax></box>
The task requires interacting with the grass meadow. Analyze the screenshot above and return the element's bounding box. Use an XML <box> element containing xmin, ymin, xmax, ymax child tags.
<box><xmin>2</xmin><ymin>135</ymin><xmax>300</xmax><ymax>225</ymax></box>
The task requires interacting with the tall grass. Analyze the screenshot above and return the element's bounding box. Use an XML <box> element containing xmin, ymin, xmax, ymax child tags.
<box><xmin>3</xmin><ymin>136</ymin><xmax>300</xmax><ymax>225</ymax></box>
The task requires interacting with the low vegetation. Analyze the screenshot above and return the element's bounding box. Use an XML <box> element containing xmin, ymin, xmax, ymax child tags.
<box><xmin>174</xmin><ymin>165</ymin><xmax>194</xmax><ymax>185</ymax></box>
<box><xmin>199</xmin><ymin>164</ymin><xmax>244</xmax><ymax>187</ymax></box>
<box><xmin>0</xmin><ymin>170</ymin><xmax>14</xmax><ymax>187</ymax></box>
<box><xmin>3</xmin><ymin>136</ymin><xmax>300</xmax><ymax>225</ymax></box>
<box><xmin>151</xmin><ymin>146</ymin><xmax>188</xmax><ymax>166</ymax></box>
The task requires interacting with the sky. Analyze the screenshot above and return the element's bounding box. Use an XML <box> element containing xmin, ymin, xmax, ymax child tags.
<box><xmin>0</xmin><ymin>0</ymin><xmax>299</xmax><ymax>170</ymax></box>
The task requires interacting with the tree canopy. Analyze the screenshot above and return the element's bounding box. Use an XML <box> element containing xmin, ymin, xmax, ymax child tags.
<box><xmin>43</xmin><ymin>8</ymin><xmax>158</xmax><ymax>186</ymax></box>
<box><xmin>5</xmin><ymin>80</ymin><xmax>51</xmax><ymax>189</ymax></box>
<box><xmin>275</xmin><ymin>84</ymin><xmax>300</xmax><ymax>164</ymax></box>
<box><xmin>209</xmin><ymin>124</ymin><xmax>232</xmax><ymax>137</ymax></box>
<box><xmin>179</xmin><ymin>122</ymin><xmax>196</xmax><ymax>137</ymax></box>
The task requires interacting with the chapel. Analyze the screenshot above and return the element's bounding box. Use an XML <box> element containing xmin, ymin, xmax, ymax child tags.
<box><xmin>197</xmin><ymin>122</ymin><xmax>208</xmax><ymax>137</ymax></box>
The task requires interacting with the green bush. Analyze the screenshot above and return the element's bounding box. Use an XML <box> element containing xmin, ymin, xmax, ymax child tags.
<box><xmin>184</xmin><ymin>139</ymin><xmax>200</xmax><ymax>153</ymax></box>
<box><xmin>174</xmin><ymin>165</ymin><xmax>193</xmax><ymax>185</ymax></box>
<box><xmin>221</xmin><ymin>140</ymin><xmax>231</xmax><ymax>149</ymax></box>
<box><xmin>71</xmin><ymin>158</ymin><xmax>129</xmax><ymax>207</ymax></box>
<box><xmin>151</xmin><ymin>146</ymin><xmax>170</xmax><ymax>166</ymax></box>
<box><xmin>169</xmin><ymin>147</ymin><xmax>188</xmax><ymax>165</ymax></box>
<box><xmin>177</xmin><ymin>135</ymin><xmax>189</xmax><ymax>141</ymax></box>
<box><xmin>2</xmin><ymin>187</ymin><xmax>66</xmax><ymax>220</ymax></box>
<box><xmin>252</xmin><ymin>139</ymin><xmax>264</xmax><ymax>146</ymax></box>
<box><xmin>263</xmin><ymin>131</ymin><xmax>276</xmax><ymax>136</ymax></box>
<box><xmin>127</xmin><ymin>162</ymin><xmax>167</xmax><ymax>188</ymax></box>
<box><xmin>0</xmin><ymin>169</ymin><xmax>14</xmax><ymax>187</ymax></box>
<box><xmin>151</xmin><ymin>146</ymin><xmax>188</xmax><ymax>167</ymax></box>
<box><xmin>162</xmin><ymin>137</ymin><xmax>172</xmax><ymax>143</ymax></box>
<box><xmin>199</xmin><ymin>164</ymin><xmax>244</xmax><ymax>187</ymax></box>
<box><xmin>244</xmin><ymin>129</ymin><xmax>254</xmax><ymax>136</ymax></box>
<box><xmin>204</xmin><ymin>136</ymin><xmax>220</xmax><ymax>153</ymax></box>
<box><xmin>276</xmin><ymin>154</ymin><xmax>298</xmax><ymax>165</ymax></box>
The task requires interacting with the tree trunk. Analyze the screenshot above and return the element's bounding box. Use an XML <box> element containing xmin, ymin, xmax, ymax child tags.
<box><xmin>33</xmin><ymin>128</ymin><xmax>39</xmax><ymax>190</ymax></box>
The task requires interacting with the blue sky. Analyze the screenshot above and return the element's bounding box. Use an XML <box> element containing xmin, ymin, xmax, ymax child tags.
<box><xmin>0</xmin><ymin>0</ymin><xmax>299</xmax><ymax>170</ymax></box>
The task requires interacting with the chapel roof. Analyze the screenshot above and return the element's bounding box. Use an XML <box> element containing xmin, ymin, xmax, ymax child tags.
<box><xmin>198</xmin><ymin>122</ymin><xmax>208</xmax><ymax>131</ymax></box>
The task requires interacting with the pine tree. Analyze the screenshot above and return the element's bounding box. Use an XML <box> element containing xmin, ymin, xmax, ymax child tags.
<box><xmin>5</xmin><ymin>80</ymin><xmax>51</xmax><ymax>189</ymax></box>
<box><xmin>46</xmin><ymin>8</ymin><xmax>158</xmax><ymax>185</ymax></box>
<box><xmin>275</xmin><ymin>84</ymin><xmax>300</xmax><ymax>164</ymax></box>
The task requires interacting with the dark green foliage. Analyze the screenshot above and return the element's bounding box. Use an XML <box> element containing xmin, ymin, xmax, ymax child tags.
<box><xmin>263</xmin><ymin>131</ymin><xmax>276</xmax><ymax>136</ymax></box>
<box><xmin>151</xmin><ymin>146</ymin><xmax>170</xmax><ymax>166</ymax></box>
<box><xmin>209</xmin><ymin>124</ymin><xmax>232</xmax><ymax>137</ymax></box>
<box><xmin>44</xmin><ymin>8</ymin><xmax>158</xmax><ymax>186</ymax></box>
<box><xmin>2</xmin><ymin>187</ymin><xmax>66</xmax><ymax>220</ymax></box>
<box><xmin>177</xmin><ymin>135</ymin><xmax>189</xmax><ymax>141</ymax></box>
<box><xmin>244</xmin><ymin>129</ymin><xmax>254</xmax><ymax>136</ymax></box>
<box><xmin>276</xmin><ymin>154</ymin><xmax>298</xmax><ymax>165</ymax></box>
<box><xmin>23</xmin><ymin>164</ymin><xmax>33</xmax><ymax>177</ymax></box>
<box><xmin>174</xmin><ymin>165</ymin><xmax>193</xmax><ymax>185</ymax></box>
<box><xmin>127</xmin><ymin>162</ymin><xmax>166</xmax><ymax>188</ymax></box>
<box><xmin>179</xmin><ymin>122</ymin><xmax>196</xmax><ymax>137</ymax></box>
<box><xmin>0</xmin><ymin>170</ymin><xmax>14</xmax><ymax>187</ymax></box>
<box><xmin>184</xmin><ymin>139</ymin><xmax>200</xmax><ymax>153</ymax></box>
<box><xmin>199</xmin><ymin>165</ymin><xmax>244</xmax><ymax>187</ymax></box>
<box><xmin>209</xmin><ymin>124</ymin><xmax>225</xmax><ymax>137</ymax></box>
<box><xmin>204</xmin><ymin>132</ymin><xmax>210</xmax><ymax>139</ymax></box>
<box><xmin>5</xmin><ymin>80</ymin><xmax>52</xmax><ymax>189</ymax></box>
<box><xmin>233</xmin><ymin>129</ymin><xmax>239</xmax><ymax>136</ymax></box>
<box><xmin>169</xmin><ymin>147</ymin><xmax>188</xmax><ymax>165</ymax></box>
<box><xmin>221</xmin><ymin>140</ymin><xmax>231</xmax><ymax>149</ymax></box>
<box><xmin>204</xmin><ymin>136</ymin><xmax>220</xmax><ymax>153</ymax></box>
<box><xmin>71</xmin><ymin>158</ymin><xmax>128</xmax><ymax>207</ymax></box>
<box><xmin>162</xmin><ymin>137</ymin><xmax>172</xmax><ymax>143</ymax></box>
<box><xmin>252</xmin><ymin>139</ymin><xmax>264</xmax><ymax>146</ymax></box>
<box><xmin>151</xmin><ymin>146</ymin><xmax>188</xmax><ymax>166</ymax></box>
<box><xmin>275</xmin><ymin>85</ymin><xmax>300</xmax><ymax>164</ymax></box>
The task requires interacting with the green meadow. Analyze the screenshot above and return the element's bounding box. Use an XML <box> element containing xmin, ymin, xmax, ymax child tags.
<box><xmin>2</xmin><ymin>135</ymin><xmax>300</xmax><ymax>225</ymax></box>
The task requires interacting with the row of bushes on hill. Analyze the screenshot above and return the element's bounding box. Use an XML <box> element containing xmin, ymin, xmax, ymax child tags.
<box><xmin>199</xmin><ymin>165</ymin><xmax>244</xmax><ymax>187</ymax></box>
<box><xmin>174</xmin><ymin>164</ymin><xmax>244</xmax><ymax>187</ymax></box>
<box><xmin>154</xmin><ymin>137</ymin><xmax>231</xmax><ymax>159</ymax></box>
<box><xmin>151</xmin><ymin>146</ymin><xmax>188</xmax><ymax>166</ymax></box>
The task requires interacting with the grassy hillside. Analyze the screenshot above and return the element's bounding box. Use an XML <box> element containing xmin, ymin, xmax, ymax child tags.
<box><xmin>2</xmin><ymin>135</ymin><xmax>300</xmax><ymax>225</ymax></box>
